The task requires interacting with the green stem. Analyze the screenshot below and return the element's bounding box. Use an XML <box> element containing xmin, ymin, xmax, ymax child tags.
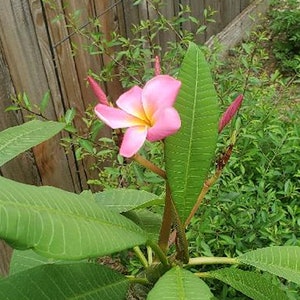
<box><xmin>147</xmin><ymin>246</ymin><xmax>153</xmax><ymax>266</ymax></box>
<box><xmin>126</xmin><ymin>276</ymin><xmax>150</xmax><ymax>285</ymax></box>
<box><xmin>194</xmin><ymin>272</ymin><xmax>211</xmax><ymax>278</ymax></box>
<box><xmin>158</xmin><ymin>184</ymin><xmax>173</xmax><ymax>254</ymax></box>
<box><xmin>133</xmin><ymin>153</ymin><xmax>166</xmax><ymax>179</ymax></box>
<box><xmin>147</xmin><ymin>240</ymin><xmax>169</xmax><ymax>267</ymax></box>
<box><xmin>188</xmin><ymin>256</ymin><xmax>238</xmax><ymax>266</ymax></box>
<box><xmin>133</xmin><ymin>246</ymin><xmax>149</xmax><ymax>268</ymax></box>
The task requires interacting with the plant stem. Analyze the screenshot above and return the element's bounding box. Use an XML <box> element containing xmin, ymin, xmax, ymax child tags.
<box><xmin>126</xmin><ymin>276</ymin><xmax>150</xmax><ymax>285</ymax></box>
<box><xmin>133</xmin><ymin>153</ymin><xmax>166</xmax><ymax>179</ymax></box>
<box><xmin>158</xmin><ymin>184</ymin><xmax>173</xmax><ymax>254</ymax></box>
<box><xmin>188</xmin><ymin>256</ymin><xmax>238</xmax><ymax>266</ymax></box>
<box><xmin>133</xmin><ymin>246</ymin><xmax>149</xmax><ymax>268</ymax></box>
<box><xmin>184</xmin><ymin>143</ymin><xmax>234</xmax><ymax>227</ymax></box>
<box><xmin>184</xmin><ymin>170</ymin><xmax>221</xmax><ymax>227</ymax></box>
<box><xmin>194</xmin><ymin>272</ymin><xmax>211</xmax><ymax>278</ymax></box>
<box><xmin>147</xmin><ymin>240</ymin><xmax>169</xmax><ymax>267</ymax></box>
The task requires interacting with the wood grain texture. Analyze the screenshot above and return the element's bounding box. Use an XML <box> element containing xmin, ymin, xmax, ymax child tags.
<box><xmin>0</xmin><ymin>241</ymin><xmax>12</xmax><ymax>277</ymax></box>
<box><xmin>0</xmin><ymin>0</ymin><xmax>77</xmax><ymax>191</ymax></box>
<box><xmin>206</xmin><ymin>0</ymin><xmax>269</xmax><ymax>56</ymax></box>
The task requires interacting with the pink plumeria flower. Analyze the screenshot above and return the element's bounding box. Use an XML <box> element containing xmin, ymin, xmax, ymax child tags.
<box><xmin>89</xmin><ymin>75</ymin><xmax>182</xmax><ymax>158</ymax></box>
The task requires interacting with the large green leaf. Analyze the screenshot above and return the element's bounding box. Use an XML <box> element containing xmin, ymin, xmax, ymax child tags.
<box><xmin>210</xmin><ymin>268</ymin><xmax>289</xmax><ymax>300</ymax></box>
<box><xmin>9</xmin><ymin>250</ymin><xmax>60</xmax><ymax>275</ymax></box>
<box><xmin>94</xmin><ymin>189</ymin><xmax>163</xmax><ymax>213</ymax></box>
<box><xmin>238</xmin><ymin>246</ymin><xmax>300</xmax><ymax>285</ymax></box>
<box><xmin>0</xmin><ymin>263</ymin><xmax>129</xmax><ymax>299</ymax></box>
<box><xmin>0</xmin><ymin>120</ymin><xmax>65</xmax><ymax>167</ymax></box>
<box><xmin>0</xmin><ymin>176</ymin><xmax>147</xmax><ymax>259</ymax></box>
<box><xmin>147</xmin><ymin>266</ymin><xmax>214</xmax><ymax>299</ymax></box>
<box><xmin>165</xmin><ymin>42</ymin><xmax>219</xmax><ymax>223</ymax></box>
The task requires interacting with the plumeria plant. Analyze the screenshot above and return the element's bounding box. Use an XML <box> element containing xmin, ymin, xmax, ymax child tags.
<box><xmin>0</xmin><ymin>42</ymin><xmax>299</xmax><ymax>299</ymax></box>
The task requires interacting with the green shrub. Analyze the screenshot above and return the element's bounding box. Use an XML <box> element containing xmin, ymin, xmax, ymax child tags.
<box><xmin>269</xmin><ymin>0</ymin><xmax>300</xmax><ymax>74</ymax></box>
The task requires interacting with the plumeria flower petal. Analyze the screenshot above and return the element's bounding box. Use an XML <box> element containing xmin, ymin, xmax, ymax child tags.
<box><xmin>116</xmin><ymin>86</ymin><xmax>148</xmax><ymax>121</ymax></box>
<box><xmin>87</xmin><ymin>76</ymin><xmax>109</xmax><ymax>106</ymax></box>
<box><xmin>142</xmin><ymin>75</ymin><xmax>182</xmax><ymax>118</ymax></box>
<box><xmin>120</xmin><ymin>126</ymin><xmax>148</xmax><ymax>157</ymax></box>
<box><xmin>95</xmin><ymin>104</ymin><xmax>145</xmax><ymax>129</ymax></box>
<box><xmin>147</xmin><ymin>107</ymin><xmax>181</xmax><ymax>141</ymax></box>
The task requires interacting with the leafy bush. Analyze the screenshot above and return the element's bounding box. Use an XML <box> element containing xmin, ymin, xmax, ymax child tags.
<box><xmin>269</xmin><ymin>0</ymin><xmax>300</xmax><ymax>74</ymax></box>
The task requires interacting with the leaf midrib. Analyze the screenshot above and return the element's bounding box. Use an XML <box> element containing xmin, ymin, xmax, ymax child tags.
<box><xmin>0</xmin><ymin>197</ymin><xmax>141</xmax><ymax>232</ymax></box>
<box><xmin>0</xmin><ymin>122</ymin><xmax>56</xmax><ymax>153</ymax></box>
<box><xmin>180</xmin><ymin>50</ymin><xmax>200</xmax><ymax>219</ymax></box>
<box><xmin>71</xmin><ymin>278</ymin><xmax>127</xmax><ymax>299</ymax></box>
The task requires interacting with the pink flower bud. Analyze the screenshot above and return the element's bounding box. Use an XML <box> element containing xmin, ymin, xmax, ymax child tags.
<box><xmin>87</xmin><ymin>76</ymin><xmax>109</xmax><ymax>106</ymax></box>
<box><xmin>155</xmin><ymin>56</ymin><xmax>161</xmax><ymax>76</ymax></box>
<box><xmin>218</xmin><ymin>94</ymin><xmax>243</xmax><ymax>133</ymax></box>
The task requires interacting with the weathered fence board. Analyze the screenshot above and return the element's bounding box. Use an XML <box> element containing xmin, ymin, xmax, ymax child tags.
<box><xmin>1</xmin><ymin>0</ymin><xmax>267</xmax><ymax>277</ymax></box>
<box><xmin>0</xmin><ymin>1</ymin><xmax>78</xmax><ymax>191</ymax></box>
<box><xmin>206</xmin><ymin>0</ymin><xmax>270</xmax><ymax>56</ymax></box>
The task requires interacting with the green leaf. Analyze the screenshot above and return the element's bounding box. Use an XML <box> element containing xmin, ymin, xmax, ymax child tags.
<box><xmin>94</xmin><ymin>189</ymin><xmax>163</xmax><ymax>213</ymax></box>
<box><xmin>0</xmin><ymin>263</ymin><xmax>129</xmax><ymax>300</ymax></box>
<box><xmin>124</xmin><ymin>209</ymin><xmax>162</xmax><ymax>241</ymax></box>
<box><xmin>22</xmin><ymin>92</ymin><xmax>32</xmax><ymax>110</ymax></box>
<box><xmin>39</xmin><ymin>90</ymin><xmax>50</xmax><ymax>114</ymax></box>
<box><xmin>9</xmin><ymin>250</ymin><xmax>60</xmax><ymax>275</ymax></box>
<box><xmin>238</xmin><ymin>246</ymin><xmax>300</xmax><ymax>285</ymax></box>
<box><xmin>210</xmin><ymin>268</ymin><xmax>289</xmax><ymax>300</ymax></box>
<box><xmin>165</xmin><ymin>42</ymin><xmax>219</xmax><ymax>223</ymax></box>
<box><xmin>64</xmin><ymin>108</ymin><xmax>76</xmax><ymax>124</ymax></box>
<box><xmin>0</xmin><ymin>120</ymin><xmax>65</xmax><ymax>167</ymax></box>
<box><xmin>147</xmin><ymin>266</ymin><xmax>214</xmax><ymax>299</ymax></box>
<box><xmin>0</xmin><ymin>176</ymin><xmax>147</xmax><ymax>259</ymax></box>
<box><xmin>4</xmin><ymin>105</ymin><xmax>21</xmax><ymax>112</ymax></box>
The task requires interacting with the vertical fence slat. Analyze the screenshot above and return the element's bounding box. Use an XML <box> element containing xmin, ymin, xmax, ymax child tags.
<box><xmin>0</xmin><ymin>241</ymin><xmax>12</xmax><ymax>277</ymax></box>
<box><xmin>0</xmin><ymin>0</ymin><xmax>77</xmax><ymax>191</ymax></box>
<box><xmin>43</xmin><ymin>0</ymin><xmax>95</xmax><ymax>190</ymax></box>
<box><xmin>94</xmin><ymin>0</ymin><xmax>124</xmax><ymax>101</ymax></box>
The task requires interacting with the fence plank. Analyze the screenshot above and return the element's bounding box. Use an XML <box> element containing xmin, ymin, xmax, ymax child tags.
<box><xmin>206</xmin><ymin>0</ymin><xmax>269</xmax><ymax>56</ymax></box>
<box><xmin>0</xmin><ymin>241</ymin><xmax>12</xmax><ymax>277</ymax></box>
<box><xmin>0</xmin><ymin>0</ymin><xmax>76</xmax><ymax>191</ymax></box>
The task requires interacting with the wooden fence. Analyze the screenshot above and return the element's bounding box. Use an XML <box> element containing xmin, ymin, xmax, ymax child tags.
<box><xmin>0</xmin><ymin>0</ymin><xmax>262</xmax><ymax>276</ymax></box>
<box><xmin>0</xmin><ymin>0</ymin><xmax>252</xmax><ymax>194</ymax></box>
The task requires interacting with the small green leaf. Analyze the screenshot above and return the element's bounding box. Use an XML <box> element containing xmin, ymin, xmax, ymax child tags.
<box><xmin>0</xmin><ymin>176</ymin><xmax>147</xmax><ymax>260</ymax></box>
<box><xmin>94</xmin><ymin>189</ymin><xmax>163</xmax><ymax>213</ymax></box>
<box><xmin>4</xmin><ymin>105</ymin><xmax>21</xmax><ymax>112</ymax></box>
<box><xmin>0</xmin><ymin>263</ymin><xmax>129</xmax><ymax>300</ymax></box>
<box><xmin>39</xmin><ymin>90</ymin><xmax>50</xmax><ymax>114</ymax></box>
<box><xmin>0</xmin><ymin>120</ymin><xmax>65</xmax><ymax>167</ymax></box>
<box><xmin>238</xmin><ymin>246</ymin><xmax>300</xmax><ymax>285</ymax></box>
<box><xmin>210</xmin><ymin>268</ymin><xmax>289</xmax><ymax>300</ymax></box>
<box><xmin>147</xmin><ymin>266</ymin><xmax>214</xmax><ymax>299</ymax></box>
<box><xmin>165</xmin><ymin>42</ymin><xmax>219</xmax><ymax>223</ymax></box>
<box><xmin>64</xmin><ymin>108</ymin><xmax>76</xmax><ymax>124</ymax></box>
<box><xmin>22</xmin><ymin>92</ymin><xmax>32</xmax><ymax>110</ymax></box>
<box><xmin>79</xmin><ymin>138</ymin><xmax>94</xmax><ymax>154</ymax></box>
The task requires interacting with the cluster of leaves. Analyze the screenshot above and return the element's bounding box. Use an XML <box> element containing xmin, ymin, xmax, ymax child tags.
<box><xmin>268</xmin><ymin>0</ymin><xmax>300</xmax><ymax>74</ymax></box>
